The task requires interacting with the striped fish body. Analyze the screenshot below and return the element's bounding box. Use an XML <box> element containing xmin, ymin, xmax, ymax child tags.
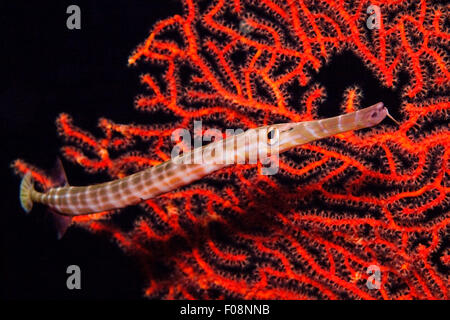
<box><xmin>20</xmin><ymin>102</ymin><xmax>389</xmax><ymax>220</ymax></box>
<box><xmin>30</xmin><ymin>161</ymin><xmax>221</xmax><ymax>215</ymax></box>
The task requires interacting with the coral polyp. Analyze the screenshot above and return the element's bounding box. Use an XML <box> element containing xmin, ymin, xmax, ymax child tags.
<box><xmin>14</xmin><ymin>0</ymin><xmax>449</xmax><ymax>299</ymax></box>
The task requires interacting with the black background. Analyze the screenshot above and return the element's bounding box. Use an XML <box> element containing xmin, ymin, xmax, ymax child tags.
<box><xmin>1</xmin><ymin>1</ymin><xmax>408</xmax><ymax>300</ymax></box>
<box><xmin>1</xmin><ymin>0</ymin><xmax>184</xmax><ymax>300</ymax></box>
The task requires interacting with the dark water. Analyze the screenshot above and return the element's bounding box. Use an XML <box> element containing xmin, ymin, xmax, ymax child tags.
<box><xmin>1</xmin><ymin>0</ymin><xmax>184</xmax><ymax>300</ymax></box>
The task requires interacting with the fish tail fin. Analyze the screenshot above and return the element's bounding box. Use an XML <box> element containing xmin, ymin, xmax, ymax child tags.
<box><xmin>20</xmin><ymin>172</ymin><xmax>34</xmax><ymax>213</ymax></box>
<box><xmin>18</xmin><ymin>159</ymin><xmax>72</xmax><ymax>239</ymax></box>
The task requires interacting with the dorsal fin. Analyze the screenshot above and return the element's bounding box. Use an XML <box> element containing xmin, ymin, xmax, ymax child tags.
<box><xmin>49</xmin><ymin>157</ymin><xmax>69</xmax><ymax>187</ymax></box>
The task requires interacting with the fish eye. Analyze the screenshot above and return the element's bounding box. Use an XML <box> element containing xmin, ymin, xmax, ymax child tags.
<box><xmin>371</xmin><ymin>112</ymin><xmax>378</xmax><ymax>118</ymax></box>
<box><xmin>267</xmin><ymin>127</ymin><xmax>279</xmax><ymax>145</ymax></box>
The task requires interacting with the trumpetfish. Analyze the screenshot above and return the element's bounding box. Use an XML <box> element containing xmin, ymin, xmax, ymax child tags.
<box><xmin>19</xmin><ymin>102</ymin><xmax>397</xmax><ymax>238</ymax></box>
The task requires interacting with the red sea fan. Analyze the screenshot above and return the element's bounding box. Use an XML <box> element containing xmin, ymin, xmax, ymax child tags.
<box><xmin>13</xmin><ymin>0</ymin><xmax>449</xmax><ymax>299</ymax></box>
